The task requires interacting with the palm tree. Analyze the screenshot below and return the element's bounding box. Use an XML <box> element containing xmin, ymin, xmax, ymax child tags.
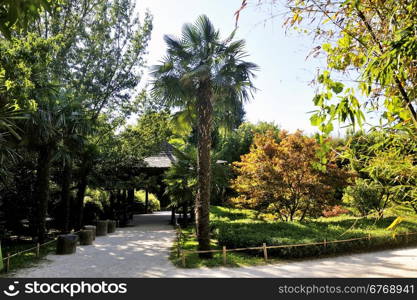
<box><xmin>55</xmin><ymin>94</ymin><xmax>90</xmax><ymax>233</ymax></box>
<box><xmin>24</xmin><ymin>91</ymin><xmax>88</xmax><ymax>242</ymax></box>
<box><xmin>151</xmin><ymin>15</ymin><xmax>257</xmax><ymax>253</ymax></box>
<box><xmin>24</xmin><ymin>98</ymin><xmax>63</xmax><ymax>243</ymax></box>
<box><xmin>164</xmin><ymin>146</ymin><xmax>197</xmax><ymax>226</ymax></box>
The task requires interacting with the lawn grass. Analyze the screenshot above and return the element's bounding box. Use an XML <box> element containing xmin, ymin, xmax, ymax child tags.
<box><xmin>171</xmin><ymin>205</ymin><xmax>417</xmax><ymax>268</ymax></box>
<box><xmin>1</xmin><ymin>240</ymin><xmax>57</xmax><ymax>276</ymax></box>
<box><xmin>170</xmin><ymin>226</ymin><xmax>283</xmax><ymax>268</ymax></box>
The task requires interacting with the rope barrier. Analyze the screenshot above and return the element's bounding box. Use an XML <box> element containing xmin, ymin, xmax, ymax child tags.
<box><xmin>179</xmin><ymin>230</ymin><xmax>417</xmax><ymax>266</ymax></box>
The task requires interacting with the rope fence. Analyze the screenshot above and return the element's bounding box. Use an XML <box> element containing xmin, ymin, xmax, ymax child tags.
<box><xmin>1</xmin><ymin>230</ymin><xmax>82</xmax><ymax>273</ymax></box>
<box><xmin>176</xmin><ymin>226</ymin><xmax>417</xmax><ymax>267</ymax></box>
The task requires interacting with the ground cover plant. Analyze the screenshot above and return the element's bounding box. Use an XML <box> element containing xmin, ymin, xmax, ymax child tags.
<box><xmin>172</xmin><ymin>206</ymin><xmax>417</xmax><ymax>268</ymax></box>
<box><xmin>0</xmin><ymin>240</ymin><xmax>57</xmax><ymax>276</ymax></box>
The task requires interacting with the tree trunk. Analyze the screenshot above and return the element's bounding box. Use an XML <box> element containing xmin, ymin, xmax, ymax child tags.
<box><xmin>127</xmin><ymin>189</ymin><xmax>135</xmax><ymax>204</ymax></box>
<box><xmin>182</xmin><ymin>203</ymin><xmax>188</xmax><ymax>226</ymax></box>
<box><xmin>127</xmin><ymin>189</ymin><xmax>135</xmax><ymax>222</ymax></box>
<box><xmin>109</xmin><ymin>190</ymin><xmax>116</xmax><ymax>219</ymax></box>
<box><xmin>74</xmin><ymin>164</ymin><xmax>89</xmax><ymax>230</ymax></box>
<box><xmin>145</xmin><ymin>188</ymin><xmax>149</xmax><ymax>214</ymax></box>
<box><xmin>190</xmin><ymin>205</ymin><xmax>195</xmax><ymax>222</ymax></box>
<box><xmin>195</xmin><ymin>81</ymin><xmax>213</xmax><ymax>256</ymax></box>
<box><xmin>299</xmin><ymin>203</ymin><xmax>310</xmax><ymax>222</ymax></box>
<box><xmin>35</xmin><ymin>146</ymin><xmax>53</xmax><ymax>244</ymax></box>
<box><xmin>170</xmin><ymin>207</ymin><xmax>176</xmax><ymax>225</ymax></box>
<box><xmin>61</xmin><ymin>161</ymin><xmax>72</xmax><ymax>233</ymax></box>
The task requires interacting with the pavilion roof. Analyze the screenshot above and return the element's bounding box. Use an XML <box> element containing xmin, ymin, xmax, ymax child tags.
<box><xmin>143</xmin><ymin>142</ymin><xmax>177</xmax><ymax>169</ymax></box>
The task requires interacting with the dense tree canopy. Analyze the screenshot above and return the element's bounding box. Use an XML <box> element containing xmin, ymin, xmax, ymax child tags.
<box><xmin>0</xmin><ymin>0</ymin><xmax>153</xmax><ymax>241</ymax></box>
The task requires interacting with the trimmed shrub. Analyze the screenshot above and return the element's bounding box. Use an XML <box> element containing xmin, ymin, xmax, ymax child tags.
<box><xmin>133</xmin><ymin>190</ymin><xmax>160</xmax><ymax>213</ymax></box>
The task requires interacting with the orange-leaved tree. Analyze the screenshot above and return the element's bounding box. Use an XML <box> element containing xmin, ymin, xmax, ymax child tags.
<box><xmin>231</xmin><ymin>130</ymin><xmax>351</xmax><ymax>221</ymax></box>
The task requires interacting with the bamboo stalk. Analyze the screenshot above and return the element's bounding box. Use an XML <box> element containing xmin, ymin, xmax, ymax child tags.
<box><xmin>222</xmin><ymin>246</ymin><xmax>227</xmax><ymax>265</ymax></box>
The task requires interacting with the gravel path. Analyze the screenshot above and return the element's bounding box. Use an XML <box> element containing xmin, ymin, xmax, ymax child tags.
<box><xmin>13</xmin><ymin>212</ymin><xmax>417</xmax><ymax>278</ymax></box>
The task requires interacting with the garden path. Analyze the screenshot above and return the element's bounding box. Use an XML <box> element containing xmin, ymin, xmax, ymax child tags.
<box><xmin>13</xmin><ymin>212</ymin><xmax>417</xmax><ymax>278</ymax></box>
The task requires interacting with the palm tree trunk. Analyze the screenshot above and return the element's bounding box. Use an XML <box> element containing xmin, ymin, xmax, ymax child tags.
<box><xmin>61</xmin><ymin>161</ymin><xmax>72</xmax><ymax>233</ymax></box>
<box><xmin>74</xmin><ymin>164</ymin><xmax>89</xmax><ymax>230</ymax></box>
<box><xmin>170</xmin><ymin>207</ymin><xmax>177</xmax><ymax>225</ymax></box>
<box><xmin>195</xmin><ymin>82</ymin><xmax>213</xmax><ymax>256</ymax></box>
<box><xmin>35</xmin><ymin>146</ymin><xmax>53</xmax><ymax>243</ymax></box>
<box><xmin>126</xmin><ymin>188</ymin><xmax>135</xmax><ymax>224</ymax></box>
<box><xmin>182</xmin><ymin>203</ymin><xmax>188</xmax><ymax>226</ymax></box>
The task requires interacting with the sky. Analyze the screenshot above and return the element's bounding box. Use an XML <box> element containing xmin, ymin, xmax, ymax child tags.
<box><xmin>135</xmin><ymin>0</ymin><xmax>331</xmax><ymax>135</ymax></box>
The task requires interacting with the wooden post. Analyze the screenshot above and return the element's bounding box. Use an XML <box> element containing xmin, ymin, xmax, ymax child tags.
<box><xmin>222</xmin><ymin>246</ymin><xmax>227</xmax><ymax>265</ymax></box>
<box><xmin>406</xmin><ymin>231</ymin><xmax>409</xmax><ymax>243</ymax></box>
<box><xmin>262</xmin><ymin>243</ymin><xmax>268</xmax><ymax>262</ymax></box>
<box><xmin>323</xmin><ymin>239</ymin><xmax>327</xmax><ymax>249</ymax></box>
<box><xmin>36</xmin><ymin>243</ymin><xmax>40</xmax><ymax>258</ymax></box>
<box><xmin>181</xmin><ymin>251</ymin><xmax>186</xmax><ymax>267</ymax></box>
<box><xmin>6</xmin><ymin>253</ymin><xmax>10</xmax><ymax>273</ymax></box>
<box><xmin>368</xmin><ymin>233</ymin><xmax>371</xmax><ymax>241</ymax></box>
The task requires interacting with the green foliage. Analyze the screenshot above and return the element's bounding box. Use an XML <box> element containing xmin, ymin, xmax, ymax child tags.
<box><xmin>163</xmin><ymin>144</ymin><xmax>232</xmax><ymax>210</ymax></box>
<box><xmin>134</xmin><ymin>190</ymin><xmax>160</xmax><ymax>213</ymax></box>
<box><xmin>173</xmin><ymin>206</ymin><xmax>417</xmax><ymax>267</ymax></box>
<box><xmin>84</xmin><ymin>188</ymin><xmax>109</xmax><ymax>209</ymax></box>
<box><xmin>1</xmin><ymin>0</ymin><xmax>153</xmax><ymax>239</ymax></box>
<box><xmin>151</xmin><ymin>15</ymin><xmax>257</xmax><ymax>117</ymax></box>
<box><xmin>343</xmin><ymin>178</ymin><xmax>387</xmax><ymax>217</ymax></box>
<box><xmin>215</xmin><ymin>121</ymin><xmax>280</xmax><ymax>163</ymax></box>
<box><xmin>282</xmin><ymin>0</ymin><xmax>417</xmax><ymax>134</ymax></box>
<box><xmin>0</xmin><ymin>0</ymin><xmax>51</xmax><ymax>38</ymax></box>
<box><xmin>163</xmin><ymin>146</ymin><xmax>196</xmax><ymax>210</ymax></box>
<box><xmin>342</xmin><ymin>131</ymin><xmax>417</xmax><ymax>212</ymax></box>
<box><xmin>83</xmin><ymin>189</ymin><xmax>107</xmax><ymax>225</ymax></box>
<box><xmin>0</xmin><ymin>33</ymin><xmax>62</xmax><ymax>171</ymax></box>
<box><xmin>0</xmin><ymin>239</ymin><xmax>56</xmax><ymax>274</ymax></box>
<box><xmin>120</xmin><ymin>110</ymin><xmax>173</xmax><ymax>158</ymax></box>
<box><xmin>213</xmin><ymin>206</ymin><xmax>417</xmax><ymax>258</ymax></box>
